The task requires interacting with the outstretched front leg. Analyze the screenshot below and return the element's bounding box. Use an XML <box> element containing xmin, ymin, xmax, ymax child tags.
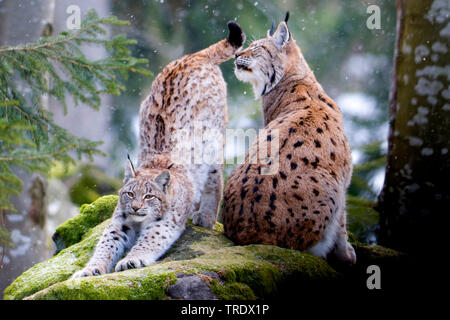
<box><xmin>115</xmin><ymin>218</ymin><xmax>185</xmax><ymax>271</ymax></box>
<box><xmin>71</xmin><ymin>211</ymin><xmax>135</xmax><ymax>278</ymax></box>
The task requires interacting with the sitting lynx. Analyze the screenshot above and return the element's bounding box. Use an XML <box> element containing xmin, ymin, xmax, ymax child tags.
<box><xmin>222</xmin><ymin>16</ymin><xmax>356</xmax><ymax>265</ymax></box>
<box><xmin>72</xmin><ymin>21</ymin><xmax>245</xmax><ymax>277</ymax></box>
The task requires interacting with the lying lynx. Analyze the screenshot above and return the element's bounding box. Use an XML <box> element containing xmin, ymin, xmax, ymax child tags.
<box><xmin>72</xmin><ymin>22</ymin><xmax>245</xmax><ymax>277</ymax></box>
<box><xmin>222</xmin><ymin>16</ymin><xmax>356</xmax><ymax>265</ymax></box>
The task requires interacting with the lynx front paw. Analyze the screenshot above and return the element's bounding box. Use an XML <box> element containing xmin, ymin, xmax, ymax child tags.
<box><xmin>71</xmin><ymin>264</ymin><xmax>107</xmax><ymax>278</ymax></box>
<box><xmin>115</xmin><ymin>256</ymin><xmax>153</xmax><ymax>272</ymax></box>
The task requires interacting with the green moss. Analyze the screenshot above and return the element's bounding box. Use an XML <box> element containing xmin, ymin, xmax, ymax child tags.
<box><xmin>354</xmin><ymin>243</ymin><xmax>405</xmax><ymax>263</ymax></box>
<box><xmin>214</xmin><ymin>221</ymin><xmax>224</xmax><ymax>232</ymax></box>
<box><xmin>161</xmin><ymin>222</ymin><xmax>233</xmax><ymax>262</ymax></box>
<box><xmin>159</xmin><ymin>245</ymin><xmax>338</xmax><ymax>300</ymax></box>
<box><xmin>26</xmin><ymin>269</ymin><xmax>178</xmax><ymax>300</ymax></box>
<box><xmin>52</xmin><ymin>195</ymin><xmax>118</xmax><ymax>251</ymax></box>
<box><xmin>209</xmin><ymin>279</ymin><xmax>256</xmax><ymax>300</ymax></box>
<box><xmin>15</xmin><ymin>245</ymin><xmax>337</xmax><ymax>300</ymax></box>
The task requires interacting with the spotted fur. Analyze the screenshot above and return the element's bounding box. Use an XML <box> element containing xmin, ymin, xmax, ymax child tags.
<box><xmin>223</xmin><ymin>20</ymin><xmax>356</xmax><ymax>264</ymax></box>
<box><xmin>72</xmin><ymin>22</ymin><xmax>246</xmax><ymax>277</ymax></box>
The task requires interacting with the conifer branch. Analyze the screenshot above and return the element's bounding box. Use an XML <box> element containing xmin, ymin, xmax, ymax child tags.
<box><xmin>0</xmin><ymin>9</ymin><xmax>152</xmax><ymax>248</ymax></box>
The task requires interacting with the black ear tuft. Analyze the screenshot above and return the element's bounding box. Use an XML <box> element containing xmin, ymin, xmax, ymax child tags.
<box><xmin>227</xmin><ymin>21</ymin><xmax>245</xmax><ymax>48</ymax></box>
<box><xmin>269</xmin><ymin>21</ymin><xmax>275</xmax><ymax>36</ymax></box>
<box><xmin>124</xmin><ymin>153</ymin><xmax>137</xmax><ymax>183</ymax></box>
<box><xmin>285</xmin><ymin>11</ymin><xmax>290</xmax><ymax>24</ymax></box>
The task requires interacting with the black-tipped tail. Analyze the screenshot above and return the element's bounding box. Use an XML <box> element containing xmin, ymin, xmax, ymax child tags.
<box><xmin>227</xmin><ymin>21</ymin><xmax>245</xmax><ymax>48</ymax></box>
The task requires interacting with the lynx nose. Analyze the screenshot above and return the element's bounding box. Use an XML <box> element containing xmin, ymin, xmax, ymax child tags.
<box><xmin>131</xmin><ymin>205</ymin><xmax>141</xmax><ymax>212</ymax></box>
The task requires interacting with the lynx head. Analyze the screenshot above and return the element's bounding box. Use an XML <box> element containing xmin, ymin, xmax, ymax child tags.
<box><xmin>118</xmin><ymin>156</ymin><xmax>170</xmax><ymax>223</ymax></box>
<box><xmin>234</xmin><ymin>13</ymin><xmax>305</xmax><ymax>98</ymax></box>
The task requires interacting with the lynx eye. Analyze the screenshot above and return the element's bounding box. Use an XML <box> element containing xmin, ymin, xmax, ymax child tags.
<box><xmin>126</xmin><ymin>192</ymin><xmax>134</xmax><ymax>198</ymax></box>
<box><xmin>144</xmin><ymin>194</ymin><xmax>154</xmax><ymax>200</ymax></box>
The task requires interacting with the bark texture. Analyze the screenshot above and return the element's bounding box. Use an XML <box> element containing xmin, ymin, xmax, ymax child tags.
<box><xmin>378</xmin><ymin>0</ymin><xmax>450</xmax><ymax>253</ymax></box>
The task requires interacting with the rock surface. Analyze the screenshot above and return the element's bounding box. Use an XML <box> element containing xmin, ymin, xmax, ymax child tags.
<box><xmin>3</xmin><ymin>196</ymin><xmax>405</xmax><ymax>300</ymax></box>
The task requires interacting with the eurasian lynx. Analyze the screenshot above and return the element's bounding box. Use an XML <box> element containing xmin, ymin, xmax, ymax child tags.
<box><xmin>72</xmin><ymin>21</ymin><xmax>245</xmax><ymax>277</ymax></box>
<box><xmin>222</xmin><ymin>16</ymin><xmax>356</xmax><ymax>265</ymax></box>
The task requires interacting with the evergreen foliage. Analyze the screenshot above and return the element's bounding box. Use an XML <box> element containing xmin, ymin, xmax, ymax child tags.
<box><xmin>0</xmin><ymin>9</ymin><xmax>151</xmax><ymax>247</ymax></box>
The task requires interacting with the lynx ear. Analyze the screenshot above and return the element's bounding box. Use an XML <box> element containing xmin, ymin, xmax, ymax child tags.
<box><xmin>154</xmin><ymin>170</ymin><xmax>170</xmax><ymax>193</ymax></box>
<box><xmin>272</xmin><ymin>21</ymin><xmax>290</xmax><ymax>51</ymax></box>
<box><xmin>124</xmin><ymin>154</ymin><xmax>136</xmax><ymax>183</ymax></box>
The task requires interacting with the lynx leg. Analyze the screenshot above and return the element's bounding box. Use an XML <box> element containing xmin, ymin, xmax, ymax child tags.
<box><xmin>115</xmin><ymin>219</ymin><xmax>184</xmax><ymax>271</ymax></box>
<box><xmin>71</xmin><ymin>213</ymin><xmax>136</xmax><ymax>278</ymax></box>
<box><xmin>306</xmin><ymin>207</ymin><xmax>340</xmax><ymax>259</ymax></box>
<box><xmin>192</xmin><ymin>165</ymin><xmax>222</xmax><ymax>229</ymax></box>
<box><xmin>332</xmin><ymin>207</ymin><xmax>356</xmax><ymax>265</ymax></box>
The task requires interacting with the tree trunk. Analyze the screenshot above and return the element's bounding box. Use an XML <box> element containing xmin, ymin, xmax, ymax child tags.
<box><xmin>377</xmin><ymin>0</ymin><xmax>449</xmax><ymax>254</ymax></box>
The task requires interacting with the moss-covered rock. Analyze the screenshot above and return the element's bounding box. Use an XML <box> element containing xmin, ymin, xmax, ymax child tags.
<box><xmin>4</xmin><ymin>219</ymin><xmax>110</xmax><ymax>300</ymax></box>
<box><xmin>17</xmin><ymin>244</ymin><xmax>339</xmax><ymax>300</ymax></box>
<box><xmin>4</xmin><ymin>195</ymin><xmax>406</xmax><ymax>300</ymax></box>
<box><xmin>52</xmin><ymin>195</ymin><xmax>118</xmax><ymax>252</ymax></box>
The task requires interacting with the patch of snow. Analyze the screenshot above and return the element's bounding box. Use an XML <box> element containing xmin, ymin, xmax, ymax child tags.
<box><xmin>415</xmin><ymin>78</ymin><xmax>443</xmax><ymax>96</ymax></box>
<box><xmin>421</xmin><ymin>148</ymin><xmax>434</xmax><ymax>156</ymax></box>
<box><xmin>432</xmin><ymin>41</ymin><xmax>448</xmax><ymax>53</ymax></box>
<box><xmin>409</xmin><ymin>136</ymin><xmax>423</xmax><ymax>147</ymax></box>
<box><xmin>416</xmin><ymin>65</ymin><xmax>450</xmax><ymax>80</ymax></box>
<box><xmin>440</xmin><ymin>22</ymin><xmax>450</xmax><ymax>37</ymax></box>
<box><xmin>425</xmin><ymin>0</ymin><xmax>450</xmax><ymax>24</ymax></box>
<box><xmin>415</xmin><ymin>45</ymin><xmax>430</xmax><ymax>63</ymax></box>
<box><xmin>441</xmin><ymin>85</ymin><xmax>450</xmax><ymax>99</ymax></box>
<box><xmin>408</xmin><ymin>106</ymin><xmax>429</xmax><ymax>126</ymax></box>
<box><xmin>336</xmin><ymin>93</ymin><xmax>378</xmax><ymax>118</ymax></box>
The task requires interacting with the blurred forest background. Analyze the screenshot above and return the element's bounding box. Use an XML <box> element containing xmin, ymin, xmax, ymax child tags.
<box><xmin>0</xmin><ymin>0</ymin><xmax>396</xmax><ymax>293</ymax></box>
